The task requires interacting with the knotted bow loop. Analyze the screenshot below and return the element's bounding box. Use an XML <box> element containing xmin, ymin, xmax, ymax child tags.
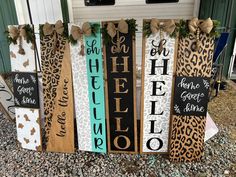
<box><xmin>188</xmin><ymin>17</ymin><xmax>213</xmax><ymax>34</ymax></box>
<box><xmin>188</xmin><ymin>18</ymin><xmax>213</xmax><ymax>51</ymax></box>
<box><xmin>82</xmin><ymin>22</ymin><xmax>92</xmax><ymax>36</ymax></box>
<box><xmin>70</xmin><ymin>25</ymin><xmax>82</xmax><ymax>40</ymax></box>
<box><xmin>106</xmin><ymin>19</ymin><xmax>128</xmax><ymax>38</ymax></box>
<box><xmin>19</xmin><ymin>26</ymin><xmax>27</xmax><ymax>40</ymax></box>
<box><xmin>43</xmin><ymin>20</ymin><xmax>64</xmax><ymax>36</ymax></box>
<box><xmin>9</xmin><ymin>26</ymin><xmax>19</xmax><ymax>39</ymax></box>
<box><xmin>150</xmin><ymin>18</ymin><xmax>176</xmax><ymax>35</ymax></box>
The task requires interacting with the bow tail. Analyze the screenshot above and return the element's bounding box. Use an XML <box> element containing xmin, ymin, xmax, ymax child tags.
<box><xmin>18</xmin><ymin>35</ymin><xmax>25</xmax><ymax>55</ymax></box>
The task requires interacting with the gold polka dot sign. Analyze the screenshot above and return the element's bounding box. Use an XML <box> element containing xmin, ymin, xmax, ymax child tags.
<box><xmin>8</xmin><ymin>24</ymin><xmax>42</xmax><ymax>151</ymax></box>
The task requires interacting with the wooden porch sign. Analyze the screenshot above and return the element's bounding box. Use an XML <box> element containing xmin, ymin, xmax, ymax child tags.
<box><xmin>69</xmin><ymin>22</ymin><xmax>107</xmax><ymax>153</ymax></box>
<box><xmin>140</xmin><ymin>19</ymin><xmax>177</xmax><ymax>153</ymax></box>
<box><xmin>0</xmin><ymin>75</ymin><xmax>15</xmax><ymax>121</ymax></box>
<box><xmin>169</xmin><ymin>18</ymin><xmax>215</xmax><ymax>162</ymax></box>
<box><xmin>85</xmin><ymin>23</ymin><xmax>107</xmax><ymax>153</ymax></box>
<box><xmin>103</xmin><ymin>20</ymin><xmax>138</xmax><ymax>153</ymax></box>
<box><xmin>40</xmin><ymin>21</ymin><xmax>74</xmax><ymax>153</ymax></box>
<box><xmin>8</xmin><ymin>25</ymin><xmax>42</xmax><ymax>151</ymax></box>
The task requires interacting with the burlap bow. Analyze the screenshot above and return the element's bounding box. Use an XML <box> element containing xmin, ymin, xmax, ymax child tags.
<box><xmin>70</xmin><ymin>22</ymin><xmax>92</xmax><ymax>56</ymax></box>
<box><xmin>43</xmin><ymin>20</ymin><xmax>64</xmax><ymax>36</ymax></box>
<box><xmin>9</xmin><ymin>25</ymin><xmax>27</xmax><ymax>55</ymax></box>
<box><xmin>107</xmin><ymin>19</ymin><xmax>128</xmax><ymax>53</ymax></box>
<box><xmin>188</xmin><ymin>17</ymin><xmax>213</xmax><ymax>51</ymax></box>
<box><xmin>42</xmin><ymin>20</ymin><xmax>65</xmax><ymax>52</ymax></box>
<box><xmin>70</xmin><ymin>22</ymin><xmax>91</xmax><ymax>40</ymax></box>
<box><xmin>150</xmin><ymin>19</ymin><xmax>176</xmax><ymax>54</ymax></box>
<box><xmin>150</xmin><ymin>18</ymin><xmax>176</xmax><ymax>35</ymax></box>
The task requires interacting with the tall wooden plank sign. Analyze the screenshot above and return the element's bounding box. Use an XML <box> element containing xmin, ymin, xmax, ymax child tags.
<box><xmin>69</xmin><ymin>22</ymin><xmax>107</xmax><ymax>153</ymax></box>
<box><xmin>8</xmin><ymin>25</ymin><xmax>42</xmax><ymax>151</ymax></box>
<box><xmin>169</xmin><ymin>18</ymin><xmax>215</xmax><ymax>162</ymax></box>
<box><xmin>40</xmin><ymin>21</ymin><xmax>75</xmax><ymax>153</ymax></box>
<box><xmin>140</xmin><ymin>19</ymin><xmax>177</xmax><ymax>153</ymax></box>
<box><xmin>103</xmin><ymin>19</ymin><xmax>138</xmax><ymax>153</ymax></box>
<box><xmin>0</xmin><ymin>75</ymin><xmax>15</xmax><ymax>121</ymax></box>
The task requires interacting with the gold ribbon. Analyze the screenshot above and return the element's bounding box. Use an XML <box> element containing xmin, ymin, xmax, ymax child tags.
<box><xmin>106</xmin><ymin>19</ymin><xmax>128</xmax><ymax>53</ymax></box>
<box><xmin>70</xmin><ymin>22</ymin><xmax>92</xmax><ymax>56</ymax></box>
<box><xmin>150</xmin><ymin>18</ymin><xmax>176</xmax><ymax>53</ymax></box>
<box><xmin>188</xmin><ymin>17</ymin><xmax>213</xmax><ymax>51</ymax></box>
<box><xmin>9</xmin><ymin>25</ymin><xmax>27</xmax><ymax>55</ymax></box>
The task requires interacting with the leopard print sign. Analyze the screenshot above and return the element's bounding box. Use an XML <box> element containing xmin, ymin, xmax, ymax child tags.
<box><xmin>169</xmin><ymin>30</ymin><xmax>214</xmax><ymax>162</ymax></box>
<box><xmin>40</xmin><ymin>24</ymin><xmax>75</xmax><ymax>153</ymax></box>
<box><xmin>170</xmin><ymin>115</ymin><xmax>206</xmax><ymax>162</ymax></box>
<box><xmin>176</xmin><ymin>33</ymin><xmax>214</xmax><ymax>77</ymax></box>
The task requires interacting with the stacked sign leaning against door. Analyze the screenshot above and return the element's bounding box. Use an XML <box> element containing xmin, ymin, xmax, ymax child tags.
<box><xmin>40</xmin><ymin>21</ymin><xmax>75</xmax><ymax>153</ymax></box>
<box><xmin>140</xmin><ymin>19</ymin><xmax>177</xmax><ymax>154</ymax></box>
<box><xmin>169</xmin><ymin>18</ymin><xmax>215</xmax><ymax>162</ymax></box>
<box><xmin>8</xmin><ymin>24</ymin><xmax>42</xmax><ymax>151</ymax></box>
<box><xmin>69</xmin><ymin>22</ymin><xmax>107</xmax><ymax>153</ymax></box>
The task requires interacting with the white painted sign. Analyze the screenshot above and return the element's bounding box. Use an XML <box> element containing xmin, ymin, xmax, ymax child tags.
<box><xmin>9</xmin><ymin>25</ymin><xmax>42</xmax><ymax>151</ymax></box>
<box><xmin>69</xmin><ymin>23</ymin><xmax>93</xmax><ymax>152</ymax></box>
<box><xmin>141</xmin><ymin>30</ymin><xmax>176</xmax><ymax>153</ymax></box>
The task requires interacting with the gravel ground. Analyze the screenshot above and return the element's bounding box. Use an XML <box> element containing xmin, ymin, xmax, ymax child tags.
<box><xmin>0</xmin><ymin>82</ymin><xmax>235</xmax><ymax>177</ymax></box>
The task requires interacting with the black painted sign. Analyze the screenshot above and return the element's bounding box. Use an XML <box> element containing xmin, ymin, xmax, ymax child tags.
<box><xmin>173</xmin><ymin>76</ymin><xmax>210</xmax><ymax>116</ymax></box>
<box><xmin>13</xmin><ymin>72</ymin><xmax>39</xmax><ymax>108</ymax></box>
<box><xmin>104</xmin><ymin>22</ymin><xmax>137</xmax><ymax>153</ymax></box>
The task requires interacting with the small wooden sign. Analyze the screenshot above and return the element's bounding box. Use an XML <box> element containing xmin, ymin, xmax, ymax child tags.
<box><xmin>12</xmin><ymin>72</ymin><xmax>39</xmax><ymax>109</ymax></box>
<box><xmin>0</xmin><ymin>75</ymin><xmax>15</xmax><ymax>121</ymax></box>
<box><xmin>173</xmin><ymin>77</ymin><xmax>210</xmax><ymax>116</ymax></box>
<box><xmin>103</xmin><ymin>20</ymin><xmax>138</xmax><ymax>153</ymax></box>
<box><xmin>140</xmin><ymin>19</ymin><xmax>177</xmax><ymax>153</ymax></box>
<box><xmin>40</xmin><ymin>23</ymin><xmax>75</xmax><ymax>153</ymax></box>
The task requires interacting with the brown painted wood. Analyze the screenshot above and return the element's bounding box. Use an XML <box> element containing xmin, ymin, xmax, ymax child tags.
<box><xmin>46</xmin><ymin>41</ymin><xmax>75</xmax><ymax>153</ymax></box>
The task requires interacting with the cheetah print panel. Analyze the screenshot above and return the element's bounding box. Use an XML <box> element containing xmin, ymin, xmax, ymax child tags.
<box><xmin>40</xmin><ymin>32</ymin><xmax>66</xmax><ymax>145</ymax></box>
<box><xmin>170</xmin><ymin>32</ymin><xmax>214</xmax><ymax>162</ymax></box>
<box><xmin>176</xmin><ymin>32</ymin><xmax>214</xmax><ymax>77</ymax></box>
<box><xmin>169</xmin><ymin>115</ymin><xmax>206</xmax><ymax>162</ymax></box>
